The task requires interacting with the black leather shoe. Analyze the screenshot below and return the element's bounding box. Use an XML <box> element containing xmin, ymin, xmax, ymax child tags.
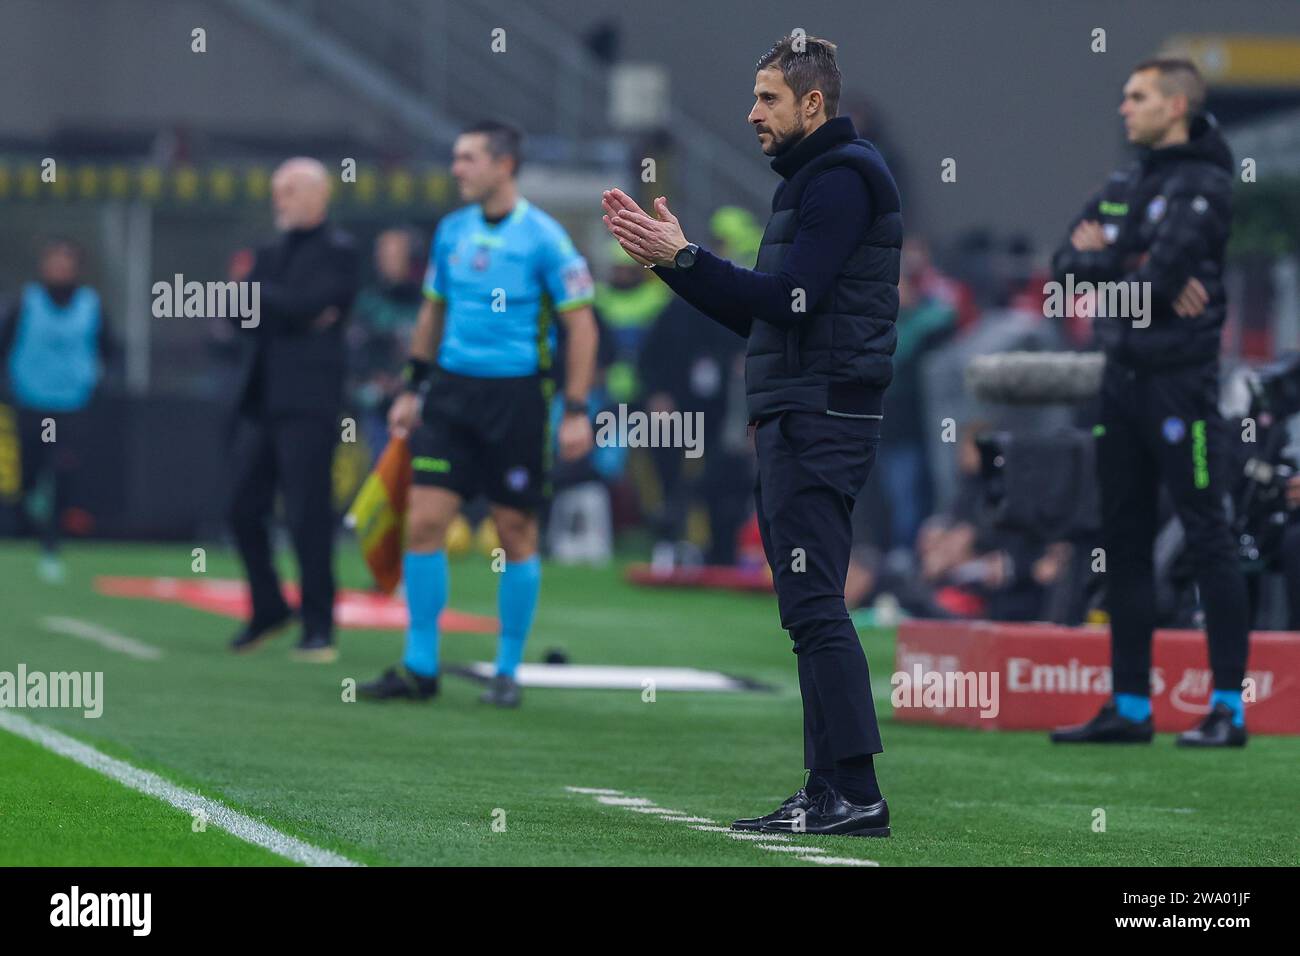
<box><xmin>1050</xmin><ymin>702</ymin><xmax>1153</xmax><ymax>744</ymax></box>
<box><xmin>731</xmin><ymin>785</ymin><xmax>820</xmax><ymax>832</ymax></box>
<box><xmin>358</xmin><ymin>665</ymin><xmax>439</xmax><ymax>701</ymax></box>
<box><xmin>760</xmin><ymin>785</ymin><xmax>890</xmax><ymax>838</ymax></box>
<box><xmin>229</xmin><ymin>609</ymin><xmax>294</xmax><ymax>654</ymax></box>
<box><xmin>292</xmin><ymin>632</ymin><xmax>338</xmax><ymax>663</ymax></box>
<box><xmin>1176</xmin><ymin>703</ymin><xmax>1247</xmax><ymax>748</ymax></box>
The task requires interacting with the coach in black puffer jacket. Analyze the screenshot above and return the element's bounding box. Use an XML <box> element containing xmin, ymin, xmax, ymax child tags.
<box><xmin>641</xmin><ymin>114</ymin><xmax>901</xmax><ymax>423</ymax></box>
<box><xmin>604</xmin><ymin>34</ymin><xmax>903</xmax><ymax>835</ymax></box>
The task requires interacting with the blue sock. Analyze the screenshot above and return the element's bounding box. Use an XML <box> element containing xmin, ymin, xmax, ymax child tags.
<box><xmin>1210</xmin><ymin>689</ymin><xmax>1245</xmax><ymax>727</ymax></box>
<box><xmin>402</xmin><ymin>550</ymin><xmax>447</xmax><ymax>677</ymax></box>
<box><xmin>1114</xmin><ymin>692</ymin><xmax>1151</xmax><ymax>723</ymax></box>
<box><xmin>496</xmin><ymin>556</ymin><xmax>541</xmax><ymax>678</ymax></box>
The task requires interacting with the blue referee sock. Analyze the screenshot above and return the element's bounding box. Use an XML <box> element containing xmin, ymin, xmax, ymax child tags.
<box><xmin>402</xmin><ymin>550</ymin><xmax>448</xmax><ymax>678</ymax></box>
<box><xmin>1210</xmin><ymin>689</ymin><xmax>1245</xmax><ymax>727</ymax></box>
<box><xmin>1114</xmin><ymin>693</ymin><xmax>1151</xmax><ymax>723</ymax></box>
<box><xmin>496</xmin><ymin>556</ymin><xmax>541</xmax><ymax>678</ymax></box>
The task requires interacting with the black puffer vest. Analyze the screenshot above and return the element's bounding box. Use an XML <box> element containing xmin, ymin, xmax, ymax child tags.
<box><xmin>747</xmin><ymin>116</ymin><xmax>902</xmax><ymax>422</ymax></box>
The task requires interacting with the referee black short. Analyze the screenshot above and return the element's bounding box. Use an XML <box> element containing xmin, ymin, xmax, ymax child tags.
<box><xmin>409</xmin><ymin>368</ymin><xmax>553</xmax><ymax>512</ymax></box>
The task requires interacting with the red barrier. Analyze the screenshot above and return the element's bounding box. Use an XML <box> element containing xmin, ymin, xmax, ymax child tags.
<box><xmin>95</xmin><ymin>576</ymin><xmax>497</xmax><ymax>633</ymax></box>
<box><xmin>893</xmin><ymin>620</ymin><xmax>1300</xmax><ymax>735</ymax></box>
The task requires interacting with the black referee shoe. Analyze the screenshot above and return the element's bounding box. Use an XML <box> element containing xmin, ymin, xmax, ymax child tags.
<box><xmin>479</xmin><ymin>674</ymin><xmax>522</xmax><ymax>708</ymax></box>
<box><xmin>759</xmin><ymin>785</ymin><xmax>890</xmax><ymax>838</ymax></box>
<box><xmin>229</xmin><ymin>609</ymin><xmax>294</xmax><ymax>654</ymax></box>
<box><xmin>358</xmin><ymin>665</ymin><xmax>440</xmax><ymax>701</ymax></box>
<box><xmin>1176</xmin><ymin>703</ymin><xmax>1247</xmax><ymax>748</ymax></box>
<box><xmin>1050</xmin><ymin>701</ymin><xmax>1153</xmax><ymax>744</ymax></box>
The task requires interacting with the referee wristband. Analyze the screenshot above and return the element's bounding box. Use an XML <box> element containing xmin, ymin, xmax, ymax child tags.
<box><xmin>402</xmin><ymin>358</ymin><xmax>432</xmax><ymax>393</ymax></box>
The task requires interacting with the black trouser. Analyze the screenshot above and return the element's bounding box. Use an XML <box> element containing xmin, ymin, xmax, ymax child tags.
<box><xmin>649</xmin><ymin>441</ymin><xmax>686</xmax><ymax>541</ymax></box>
<box><xmin>1097</xmin><ymin>360</ymin><xmax>1249</xmax><ymax>694</ymax></box>
<box><xmin>15</xmin><ymin>407</ymin><xmax>82</xmax><ymax>553</ymax></box>
<box><xmin>226</xmin><ymin>413</ymin><xmax>338</xmax><ymax>638</ymax></box>
<box><xmin>754</xmin><ymin>411</ymin><xmax>883</xmax><ymax>768</ymax></box>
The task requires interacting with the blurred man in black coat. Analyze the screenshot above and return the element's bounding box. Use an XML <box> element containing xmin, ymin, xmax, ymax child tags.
<box><xmin>226</xmin><ymin>157</ymin><xmax>360</xmax><ymax>662</ymax></box>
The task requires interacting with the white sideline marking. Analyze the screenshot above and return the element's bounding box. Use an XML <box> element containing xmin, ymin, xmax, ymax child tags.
<box><xmin>728</xmin><ymin>832</ymin><xmax>791</xmax><ymax>842</ymax></box>
<box><xmin>798</xmin><ymin>855</ymin><xmax>880</xmax><ymax>866</ymax></box>
<box><xmin>0</xmin><ymin>711</ymin><xmax>360</xmax><ymax>867</ymax></box>
<box><xmin>569</xmin><ymin>786</ymin><xmax>879</xmax><ymax>867</ymax></box>
<box><xmin>597</xmin><ymin>795</ymin><xmax>655</xmax><ymax>806</ymax></box>
<box><xmin>756</xmin><ymin>843</ymin><xmax>826</xmax><ymax>854</ymax></box>
<box><xmin>626</xmin><ymin>806</ymin><xmax>680</xmax><ymax>815</ymax></box>
<box><xmin>41</xmin><ymin>617</ymin><xmax>162</xmax><ymax>661</ymax></box>
<box><xmin>692</xmin><ymin>824</ymin><xmax>790</xmax><ymax>841</ymax></box>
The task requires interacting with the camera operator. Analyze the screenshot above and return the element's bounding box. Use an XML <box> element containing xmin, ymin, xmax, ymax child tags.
<box><xmin>1049</xmin><ymin>59</ymin><xmax>1249</xmax><ymax>748</ymax></box>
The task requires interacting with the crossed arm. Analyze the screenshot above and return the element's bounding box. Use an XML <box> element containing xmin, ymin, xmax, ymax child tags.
<box><xmin>1052</xmin><ymin>189</ymin><xmax>1213</xmax><ymax>319</ymax></box>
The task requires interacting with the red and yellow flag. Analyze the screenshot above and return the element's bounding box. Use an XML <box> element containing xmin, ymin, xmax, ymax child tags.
<box><xmin>346</xmin><ymin>436</ymin><xmax>411</xmax><ymax>594</ymax></box>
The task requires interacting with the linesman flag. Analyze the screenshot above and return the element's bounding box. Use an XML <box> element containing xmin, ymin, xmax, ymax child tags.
<box><xmin>0</xmin><ymin>403</ymin><xmax>21</xmax><ymax>506</ymax></box>
<box><xmin>345</xmin><ymin>436</ymin><xmax>411</xmax><ymax>594</ymax></box>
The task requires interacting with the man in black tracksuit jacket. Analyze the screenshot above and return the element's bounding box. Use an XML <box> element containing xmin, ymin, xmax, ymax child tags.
<box><xmin>1050</xmin><ymin>59</ymin><xmax>1249</xmax><ymax>748</ymax></box>
<box><xmin>605</xmin><ymin>35</ymin><xmax>899</xmax><ymax>836</ymax></box>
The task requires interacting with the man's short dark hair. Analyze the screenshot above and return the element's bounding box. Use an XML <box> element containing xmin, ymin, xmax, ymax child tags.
<box><xmin>756</xmin><ymin>34</ymin><xmax>841</xmax><ymax>118</ymax></box>
<box><xmin>1132</xmin><ymin>57</ymin><xmax>1207</xmax><ymax>118</ymax></box>
<box><xmin>462</xmin><ymin>120</ymin><xmax>524</xmax><ymax>176</ymax></box>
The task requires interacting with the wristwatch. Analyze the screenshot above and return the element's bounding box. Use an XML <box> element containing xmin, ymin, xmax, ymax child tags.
<box><xmin>563</xmin><ymin>398</ymin><xmax>587</xmax><ymax>417</ymax></box>
<box><xmin>673</xmin><ymin>243</ymin><xmax>700</xmax><ymax>270</ymax></box>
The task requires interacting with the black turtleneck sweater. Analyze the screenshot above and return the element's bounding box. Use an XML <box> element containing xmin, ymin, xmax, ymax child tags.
<box><xmin>239</xmin><ymin>219</ymin><xmax>360</xmax><ymax>416</ymax></box>
<box><xmin>248</xmin><ymin>221</ymin><xmax>359</xmax><ymax>332</ymax></box>
<box><xmin>653</xmin><ymin>117</ymin><xmax>872</xmax><ymax>338</ymax></box>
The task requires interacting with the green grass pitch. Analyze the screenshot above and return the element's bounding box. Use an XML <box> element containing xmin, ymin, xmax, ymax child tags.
<box><xmin>0</xmin><ymin>539</ymin><xmax>1296</xmax><ymax>866</ymax></box>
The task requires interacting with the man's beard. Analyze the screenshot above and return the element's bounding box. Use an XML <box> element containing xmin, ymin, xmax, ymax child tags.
<box><xmin>763</xmin><ymin>116</ymin><xmax>807</xmax><ymax>157</ymax></box>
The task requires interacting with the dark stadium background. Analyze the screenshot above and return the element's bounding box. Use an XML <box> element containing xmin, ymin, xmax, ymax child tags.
<box><xmin>1</xmin><ymin>0</ymin><xmax>1299</xmax><ymax>593</ymax></box>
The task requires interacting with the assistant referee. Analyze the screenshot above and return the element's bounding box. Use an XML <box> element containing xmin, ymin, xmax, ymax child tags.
<box><xmin>360</xmin><ymin>121</ymin><xmax>598</xmax><ymax>708</ymax></box>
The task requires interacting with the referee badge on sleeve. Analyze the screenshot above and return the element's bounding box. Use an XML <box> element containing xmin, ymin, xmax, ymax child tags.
<box><xmin>563</xmin><ymin>263</ymin><xmax>594</xmax><ymax>301</ymax></box>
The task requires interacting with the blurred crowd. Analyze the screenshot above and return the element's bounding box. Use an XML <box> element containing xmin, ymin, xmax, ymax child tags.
<box><xmin>4</xmin><ymin>205</ymin><xmax>1295</xmax><ymax>627</ymax></box>
<box><xmin>0</xmin><ymin>214</ymin><xmax>1168</xmax><ymax>617</ymax></box>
